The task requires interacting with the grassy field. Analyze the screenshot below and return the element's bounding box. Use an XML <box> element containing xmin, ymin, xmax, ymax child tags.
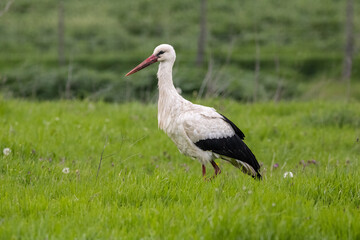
<box><xmin>1</xmin><ymin>0</ymin><xmax>360</xmax><ymax>101</ymax></box>
<box><xmin>0</xmin><ymin>99</ymin><xmax>360</xmax><ymax>239</ymax></box>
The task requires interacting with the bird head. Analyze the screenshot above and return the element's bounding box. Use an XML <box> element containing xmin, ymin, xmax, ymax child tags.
<box><xmin>125</xmin><ymin>44</ymin><xmax>176</xmax><ymax>76</ymax></box>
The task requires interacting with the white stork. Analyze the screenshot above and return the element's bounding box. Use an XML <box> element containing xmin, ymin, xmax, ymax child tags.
<box><xmin>126</xmin><ymin>44</ymin><xmax>261</xmax><ymax>180</ymax></box>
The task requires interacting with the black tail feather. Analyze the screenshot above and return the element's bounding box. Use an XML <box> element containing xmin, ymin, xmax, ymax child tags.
<box><xmin>254</xmin><ymin>171</ymin><xmax>262</xmax><ymax>180</ymax></box>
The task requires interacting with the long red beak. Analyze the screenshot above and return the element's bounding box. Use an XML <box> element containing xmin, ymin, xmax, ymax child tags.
<box><xmin>125</xmin><ymin>54</ymin><xmax>158</xmax><ymax>76</ymax></box>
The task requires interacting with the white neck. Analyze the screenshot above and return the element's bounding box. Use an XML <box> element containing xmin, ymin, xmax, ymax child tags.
<box><xmin>157</xmin><ymin>61</ymin><xmax>178</xmax><ymax>95</ymax></box>
<box><xmin>157</xmin><ymin>61</ymin><xmax>185</xmax><ymax>130</ymax></box>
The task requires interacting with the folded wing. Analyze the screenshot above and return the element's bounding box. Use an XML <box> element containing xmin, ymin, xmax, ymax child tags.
<box><xmin>182</xmin><ymin>108</ymin><xmax>261</xmax><ymax>178</ymax></box>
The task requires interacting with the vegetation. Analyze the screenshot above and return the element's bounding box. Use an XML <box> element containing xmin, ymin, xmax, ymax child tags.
<box><xmin>1</xmin><ymin>99</ymin><xmax>359</xmax><ymax>239</ymax></box>
<box><xmin>1</xmin><ymin>1</ymin><xmax>359</xmax><ymax>238</ymax></box>
<box><xmin>0</xmin><ymin>0</ymin><xmax>359</xmax><ymax>101</ymax></box>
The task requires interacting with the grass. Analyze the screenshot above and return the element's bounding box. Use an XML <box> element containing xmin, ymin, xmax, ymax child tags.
<box><xmin>0</xmin><ymin>99</ymin><xmax>360</xmax><ymax>239</ymax></box>
<box><xmin>1</xmin><ymin>0</ymin><xmax>360</xmax><ymax>102</ymax></box>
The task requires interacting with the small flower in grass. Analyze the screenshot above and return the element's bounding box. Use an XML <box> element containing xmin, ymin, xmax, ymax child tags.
<box><xmin>308</xmin><ymin>159</ymin><xmax>317</xmax><ymax>165</ymax></box>
<box><xmin>62</xmin><ymin>167</ymin><xmax>70</xmax><ymax>174</ymax></box>
<box><xmin>273</xmin><ymin>163</ymin><xmax>279</xmax><ymax>169</ymax></box>
<box><xmin>283</xmin><ymin>171</ymin><xmax>294</xmax><ymax>178</ymax></box>
<box><xmin>3</xmin><ymin>148</ymin><xmax>11</xmax><ymax>156</ymax></box>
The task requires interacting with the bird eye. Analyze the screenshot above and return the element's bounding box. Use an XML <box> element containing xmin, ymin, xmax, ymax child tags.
<box><xmin>157</xmin><ymin>50</ymin><xmax>165</xmax><ymax>56</ymax></box>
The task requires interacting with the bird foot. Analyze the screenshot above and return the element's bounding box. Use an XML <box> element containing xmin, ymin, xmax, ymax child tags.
<box><xmin>204</xmin><ymin>175</ymin><xmax>217</xmax><ymax>181</ymax></box>
<box><xmin>202</xmin><ymin>162</ymin><xmax>221</xmax><ymax>181</ymax></box>
<box><xmin>203</xmin><ymin>171</ymin><xmax>221</xmax><ymax>181</ymax></box>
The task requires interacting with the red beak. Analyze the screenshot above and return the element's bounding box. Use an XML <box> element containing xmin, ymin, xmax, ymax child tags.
<box><xmin>125</xmin><ymin>54</ymin><xmax>158</xmax><ymax>76</ymax></box>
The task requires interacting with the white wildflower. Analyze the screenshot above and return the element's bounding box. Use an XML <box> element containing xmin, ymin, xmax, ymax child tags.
<box><xmin>283</xmin><ymin>171</ymin><xmax>294</xmax><ymax>178</ymax></box>
<box><xmin>3</xmin><ymin>148</ymin><xmax>11</xmax><ymax>156</ymax></box>
<box><xmin>62</xmin><ymin>167</ymin><xmax>70</xmax><ymax>174</ymax></box>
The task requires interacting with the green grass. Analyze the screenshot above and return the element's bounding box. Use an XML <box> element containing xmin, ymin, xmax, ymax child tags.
<box><xmin>1</xmin><ymin>0</ymin><xmax>360</xmax><ymax>102</ymax></box>
<box><xmin>1</xmin><ymin>99</ymin><xmax>360</xmax><ymax>239</ymax></box>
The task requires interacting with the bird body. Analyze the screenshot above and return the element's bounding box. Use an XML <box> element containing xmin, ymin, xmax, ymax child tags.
<box><xmin>126</xmin><ymin>44</ymin><xmax>261</xmax><ymax>179</ymax></box>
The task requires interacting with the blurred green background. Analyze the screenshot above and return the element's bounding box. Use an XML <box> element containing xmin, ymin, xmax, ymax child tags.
<box><xmin>0</xmin><ymin>0</ymin><xmax>359</xmax><ymax>102</ymax></box>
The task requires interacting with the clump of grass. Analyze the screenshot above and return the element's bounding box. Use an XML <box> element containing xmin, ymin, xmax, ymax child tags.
<box><xmin>304</xmin><ymin>107</ymin><xmax>360</xmax><ymax>128</ymax></box>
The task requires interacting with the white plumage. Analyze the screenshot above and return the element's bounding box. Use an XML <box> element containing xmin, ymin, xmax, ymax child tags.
<box><xmin>126</xmin><ymin>44</ymin><xmax>261</xmax><ymax>179</ymax></box>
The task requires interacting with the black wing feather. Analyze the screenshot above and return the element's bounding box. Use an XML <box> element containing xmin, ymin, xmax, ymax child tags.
<box><xmin>194</xmin><ymin>115</ymin><xmax>261</xmax><ymax>177</ymax></box>
<box><xmin>220</xmin><ymin>114</ymin><xmax>245</xmax><ymax>140</ymax></box>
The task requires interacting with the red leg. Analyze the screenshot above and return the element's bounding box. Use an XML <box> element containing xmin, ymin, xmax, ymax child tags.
<box><xmin>211</xmin><ymin>160</ymin><xmax>221</xmax><ymax>176</ymax></box>
<box><xmin>202</xmin><ymin>164</ymin><xmax>206</xmax><ymax>177</ymax></box>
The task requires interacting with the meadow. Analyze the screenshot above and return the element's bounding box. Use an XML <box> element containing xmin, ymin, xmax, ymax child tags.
<box><xmin>1</xmin><ymin>0</ymin><xmax>360</xmax><ymax>102</ymax></box>
<box><xmin>0</xmin><ymin>99</ymin><xmax>359</xmax><ymax>239</ymax></box>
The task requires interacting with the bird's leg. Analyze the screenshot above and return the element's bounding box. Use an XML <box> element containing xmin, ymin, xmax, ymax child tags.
<box><xmin>210</xmin><ymin>160</ymin><xmax>221</xmax><ymax>176</ymax></box>
<box><xmin>202</xmin><ymin>164</ymin><xmax>206</xmax><ymax>177</ymax></box>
